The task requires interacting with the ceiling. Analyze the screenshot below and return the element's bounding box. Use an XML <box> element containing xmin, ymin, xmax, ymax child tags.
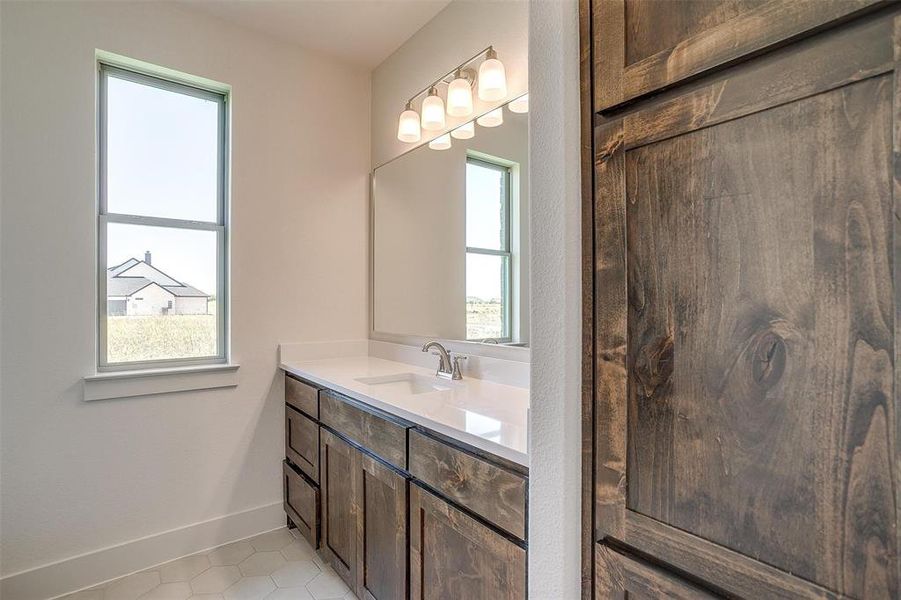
<box><xmin>177</xmin><ymin>0</ymin><xmax>453</xmax><ymax>69</ymax></box>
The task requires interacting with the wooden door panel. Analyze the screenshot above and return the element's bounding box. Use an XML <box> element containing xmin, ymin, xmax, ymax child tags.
<box><xmin>320</xmin><ymin>428</ymin><xmax>358</xmax><ymax>589</ymax></box>
<box><xmin>592</xmin><ymin>10</ymin><xmax>899</xmax><ymax>599</ymax></box>
<box><xmin>410</xmin><ymin>485</ymin><xmax>525</xmax><ymax>600</ymax></box>
<box><xmin>593</xmin><ymin>0</ymin><xmax>885</xmax><ymax>111</ymax></box>
<box><xmin>358</xmin><ymin>453</ymin><xmax>407</xmax><ymax>600</ymax></box>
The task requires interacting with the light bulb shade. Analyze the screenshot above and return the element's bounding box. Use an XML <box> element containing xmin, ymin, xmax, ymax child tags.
<box><xmin>428</xmin><ymin>133</ymin><xmax>452</xmax><ymax>150</ymax></box>
<box><xmin>421</xmin><ymin>91</ymin><xmax>446</xmax><ymax>131</ymax></box>
<box><xmin>509</xmin><ymin>93</ymin><xmax>529</xmax><ymax>114</ymax></box>
<box><xmin>478</xmin><ymin>56</ymin><xmax>507</xmax><ymax>101</ymax></box>
<box><xmin>476</xmin><ymin>107</ymin><xmax>503</xmax><ymax>128</ymax></box>
<box><xmin>451</xmin><ymin>121</ymin><xmax>475</xmax><ymax>140</ymax></box>
<box><xmin>397</xmin><ymin>108</ymin><xmax>421</xmax><ymax>142</ymax></box>
<box><xmin>446</xmin><ymin>77</ymin><xmax>474</xmax><ymax>117</ymax></box>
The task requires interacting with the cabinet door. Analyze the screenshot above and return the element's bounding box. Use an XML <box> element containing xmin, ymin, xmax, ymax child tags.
<box><xmin>592</xmin><ymin>11</ymin><xmax>898</xmax><ymax>599</ymax></box>
<box><xmin>410</xmin><ymin>484</ymin><xmax>525</xmax><ymax>600</ymax></box>
<box><xmin>593</xmin><ymin>0</ymin><xmax>883</xmax><ymax>111</ymax></box>
<box><xmin>320</xmin><ymin>428</ymin><xmax>358</xmax><ymax>590</ymax></box>
<box><xmin>357</xmin><ymin>453</ymin><xmax>407</xmax><ymax>600</ymax></box>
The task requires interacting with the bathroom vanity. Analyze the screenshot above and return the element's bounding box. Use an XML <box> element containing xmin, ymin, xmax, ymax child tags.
<box><xmin>279</xmin><ymin>356</ymin><xmax>528</xmax><ymax>600</ymax></box>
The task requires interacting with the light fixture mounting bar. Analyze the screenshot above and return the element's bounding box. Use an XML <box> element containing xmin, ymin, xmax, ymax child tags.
<box><xmin>406</xmin><ymin>45</ymin><xmax>493</xmax><ymax>105</ymax></box>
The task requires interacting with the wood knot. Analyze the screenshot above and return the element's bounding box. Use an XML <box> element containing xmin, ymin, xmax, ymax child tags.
<box><xmin>751</xmin><ymin>332</ymin><xmax>785</xmax><ymax>388</ymax></box>
<box><xmin>634</xmin><ymin>335</ymin><xmax>674</xmax><ymax>398</ymax></box>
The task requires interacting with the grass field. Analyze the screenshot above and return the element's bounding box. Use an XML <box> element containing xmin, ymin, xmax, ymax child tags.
<box><xmin>107</xmin><ymin>313</ymin><xmax>217</xmax><ymax>363</ymax></box>
<box><xmin>466</xmin><ymin>299</ymin><xmax>504</xmax><ymax>340</ymax></box>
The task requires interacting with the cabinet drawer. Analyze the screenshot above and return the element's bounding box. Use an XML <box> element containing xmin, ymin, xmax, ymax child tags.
<box><xmin>283</xmin><ymin>461</ymin><xmax>319</xmax><ymax>549</ymax></box>
<box><xmin>285</xmin><ymin>375</ymin><xmax>319</xmax><ymax>418</ymax></box>
<box><xmin>595</xmin><ymin>542</ymin><xmax>721</xmax><ymax>598</ymax></box>
<box><xmin>409</xmin><ymin>430</ymin><xmax>526</xmax><ymax>540</ymax></box>
<box><xmin>320</xmin><ymin>391</ymin><xmax>408</xmax><ymax>470</ymax></box>
<box><xmin>286</xmin><ymin>405</ymin><xmax>319</xmax><ymax>483</ymax></box>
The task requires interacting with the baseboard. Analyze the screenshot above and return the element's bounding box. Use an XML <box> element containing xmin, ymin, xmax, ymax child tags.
<box><xmin>1</xmin><ymin>501</ymin><xmax>285</xmax><ymax>600</ymax></box>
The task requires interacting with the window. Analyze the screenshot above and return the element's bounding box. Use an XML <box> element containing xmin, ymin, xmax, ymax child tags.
<box><xmin>98</xmin><ymin>63</ymin><xmax>228</xmax><ymax>370</ymax></box>
<box><xmin>465</xmin><ymin>157</ymin><xmax>511</xmax><ymax>341</ymax></box>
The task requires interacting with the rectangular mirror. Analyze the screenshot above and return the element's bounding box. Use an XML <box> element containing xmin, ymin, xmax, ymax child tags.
<box><xmin>372</xmin><ymin>95</ymin><xmax>529</xmax><ymax>347</ymax></box>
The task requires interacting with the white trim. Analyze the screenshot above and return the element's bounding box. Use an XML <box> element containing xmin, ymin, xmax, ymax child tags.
<box><xmin>0</xmin><ymin>502</ymin><xmax>284</xmax><ymax>600</ymax></box>
<box><xmin>83</xmin><ymin>363</ymin><xmax>239</xmax><ymax>401</ymax></box>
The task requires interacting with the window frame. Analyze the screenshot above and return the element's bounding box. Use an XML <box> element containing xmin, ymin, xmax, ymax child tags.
<box><xmin>465</xmin><ymin>156</ymin><xmax>513</xmax><ymax>343</ymax></box>
<box><xmin>97</xmin><ymin>63</ymin><xmax>229</xmax><ymax>372</ymax></box>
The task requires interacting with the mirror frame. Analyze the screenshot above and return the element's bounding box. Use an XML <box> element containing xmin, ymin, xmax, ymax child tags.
<box><xmin>368</xmin><ymin>94</ymin><xmax>530</xmax><ymax>359</ymax></box>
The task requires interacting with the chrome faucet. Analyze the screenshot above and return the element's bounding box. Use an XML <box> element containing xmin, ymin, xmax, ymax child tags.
<box><xmin>421</xmin><ymin>340</ymin><xmax>466</xmax><ymax>380</ymax></box>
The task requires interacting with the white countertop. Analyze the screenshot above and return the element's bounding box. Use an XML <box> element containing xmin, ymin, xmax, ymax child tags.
<box><xmin>280</xmin><ymin>356</ymin><xmax>529</xmax><ymax>467</ymax></box>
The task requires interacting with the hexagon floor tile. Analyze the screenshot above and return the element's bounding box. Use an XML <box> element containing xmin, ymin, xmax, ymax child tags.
<box><xmin>57</xmin><ymin>528</ymin><xmax>361</xmax><ymax>600</ymax></box>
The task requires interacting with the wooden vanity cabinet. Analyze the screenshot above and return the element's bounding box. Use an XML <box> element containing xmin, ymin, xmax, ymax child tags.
<box><xmin>410</xmin><ymin>484</ymin><xmax>526</xmax><ymax>600</ymax></box>
<box><xmin>286</xmin><ymin>379</ymin><xmax>528</xmax><ymax>599</ymax></box>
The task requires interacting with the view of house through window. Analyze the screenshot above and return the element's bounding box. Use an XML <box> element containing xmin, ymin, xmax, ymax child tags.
<box><xmin>99</xmin><ymin>64</ymin><xmax>227</xmax><ymax>368</ymax></box>
<box><xmin>465</xmin><ymin>157</ymin><xmax>511</xmax><ymax>341</ymax></box>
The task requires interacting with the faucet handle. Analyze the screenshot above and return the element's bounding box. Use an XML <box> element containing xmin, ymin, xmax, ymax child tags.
<box><xmin>450</xmin><ymin>354</ymin><xmax>468</xmax><ymax>380</ymax></box>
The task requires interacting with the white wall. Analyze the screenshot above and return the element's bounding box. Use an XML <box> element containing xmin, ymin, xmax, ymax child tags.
<box><xmin>527</xmin><ymin>0</ymin><xmax>582</xmax><ymax>598</ymax></box>
<box><xmin>371</xmin><ymin>0</ymin><xmax>528</xmax><ymax>167</ymax></box>
<box><xmin>0</xmin><ymin>1</ymin><xmax>370</xmax><ymax>595</ymax></box>
<box><xmin>373</xmin><ymin>109</ymin><xmax>529</xmax><ymax>341</ymax></box>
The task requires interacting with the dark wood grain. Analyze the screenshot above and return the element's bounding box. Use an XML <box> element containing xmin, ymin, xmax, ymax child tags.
<box><xmin>624</xmin><ymin>68</ymin><xmax>895</xmax><ymax>599</ymax></box>
<box><xmin>409</xmin><ymin>430</ymin><xmax>526</xmax><ymax>540</ymax></box>
<box><xmin>286</xmin><ymin>405</ymin><xmax>319</xmax><ymax>483</ymax></box>
<box><xmin>624</xmin><ymin>11</ymin><xmax>893</xmax><ymax>150</ymax></box>
<box><xmin>624</xmin><ymin>0</ymin><xmax>765</xmax><ymax>66</ymax></box>
<box><xmin>580</xmin><ymin>0</ymin><xmax>596</xmax><ymax>594</ymax></box>
<box><xmin>283</xmin><ymin>461</ymin><xmax>319</xmax><ymax>549</ymax></box>
<box><xmin>320</xmin><ymin>391</ymin><xmax>409</xmax><ymax>470</ymax></box>
<box><xmin>285</xmin><ymin>374</ymin><xmax>319</xmax><ymax>418</ymax></box>
<box><xmin>594</xmin><ymin>542</ymin><xmax>720</xmax><ymax>598</ymax></box>
<box><xmin>593</xmin><ymin>0</ymin><xmax>624</xmax><ymax>111</ymax></box>
<box><xmin>410</xmin><ymin>484</ymin><xmax>525</xmax><ymax>600</ymax></box>
<box><xmin>319</xmin><ymin>427</ymin><xmax>358</xmax><ymax>590</ymax></box>
<box><xmin>595</xmin><ymin>0</ymin><xmax>886</xmax><ymax>111</ymax></box>
<box><xmin>587</xmin><ymin>4</ymin><xmax>901</xmax><ymax>598</ymax></box>
<box><xmin>593</xmin><ymin>119</ymin><xmax>628</xmax><ymax>543</ymax></box>
<box><xmin>357</xmin><ymin>453</ymin><xmax>408</xmax><ymax>600</ymax></box>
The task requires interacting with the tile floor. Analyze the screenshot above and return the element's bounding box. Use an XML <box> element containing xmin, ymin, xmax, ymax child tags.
<box><xmin>58</xmin><ymin>528</ymin><xmax>357</xmax><ymax>600</ymax></box>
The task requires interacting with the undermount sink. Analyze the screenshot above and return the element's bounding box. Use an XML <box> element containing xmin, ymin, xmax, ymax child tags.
<box><xmin>355</xmin><ymin>372</ymin><xmax>454</xmax><ymax>395</ymax></box>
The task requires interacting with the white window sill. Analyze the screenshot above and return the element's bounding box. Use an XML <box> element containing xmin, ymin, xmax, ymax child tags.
<box><xmin>83</xmin><ymin>363</ymin><xmax>240</xmax><ymax>401</ymax></box>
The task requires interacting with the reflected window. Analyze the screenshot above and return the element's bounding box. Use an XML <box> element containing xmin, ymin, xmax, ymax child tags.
<box><xmin>98</xmin><ymin>63</ymin><xmax>228</xmax><ymax>369</ymax></box>
<box><xmin>465</xmin><ymin>157</ymin><xmax>511</xmax><ymax>341</ymax></box>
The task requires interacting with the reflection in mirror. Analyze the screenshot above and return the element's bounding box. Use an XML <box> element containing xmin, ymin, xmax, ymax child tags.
<box><xmin>373</xmin><ymin>96</ymin><xmax>529</xmax><ymax>347</ymax></box>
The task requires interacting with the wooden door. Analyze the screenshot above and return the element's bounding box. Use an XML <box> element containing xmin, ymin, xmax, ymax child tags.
<box><xmin>409</xmin><ymin>484</ymin><xmax>525</xmax><ymax>600</ymax></box>
<box><xmin>589</xmin><ymin>6</ymin><xmax>900</xmax><ymax>599</ymax></box>
<box><xmin>320</xmin><ymin>427</ymin><xmax>358</xmax><ymax>590</ymax></box>
<box><xmin>592</xmin><ymin>0</ymin><xmax>885</xmax><ymax>111</ymax></box>
<box><xmin>357</xmin><ymin>453</ymin><xmax>407</xmax><ymax>600</ymax></box>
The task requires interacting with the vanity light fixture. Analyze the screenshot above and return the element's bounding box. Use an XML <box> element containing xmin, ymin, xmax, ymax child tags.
<box><xmin>451</xmin><ymin>121</ymin><xmax>475</xmax><ymax>140</ymax></box>
<box><xmin>509</xmin><ymin>93</ymin><xmax>529</xmax><ymax>114</ymax></box>
<box><xmin>395</xmin><ymin>46</ymin><xmax>508</xmax><ymax>144</ymax></box>
<box><xmin>397</xmin><ymin>101</ymin><xmax>422</xmax><ymax>143</ymax></box>
<box><xmin>428</xmin><ymin>133</ymin><xmax>452</xmax><ymax>150</ymax></box>
<box><xmin>478</xmin><ymin>48</ymin><xmax>507</xmax><ymax>101</ymax></box>
<box><xmin>447</xmin><ymin>69</ymin><xmax>474</xmax><ymax>117</ymax></box>
<box><xmin>421</xmin><ymin>87</ymin><xmax>446</xmax><ymax>131</ymax></box>
<box><xmin>476</xmin><ymin>107</ymin><xmax>503</xmax><ymax>128</ymax></box>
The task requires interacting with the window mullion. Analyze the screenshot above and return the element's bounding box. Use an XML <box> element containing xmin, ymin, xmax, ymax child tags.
<box><xmin>104</xmin><ymin>213</ymin><xmax>221</xmax><ymax>232</ymax></box>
